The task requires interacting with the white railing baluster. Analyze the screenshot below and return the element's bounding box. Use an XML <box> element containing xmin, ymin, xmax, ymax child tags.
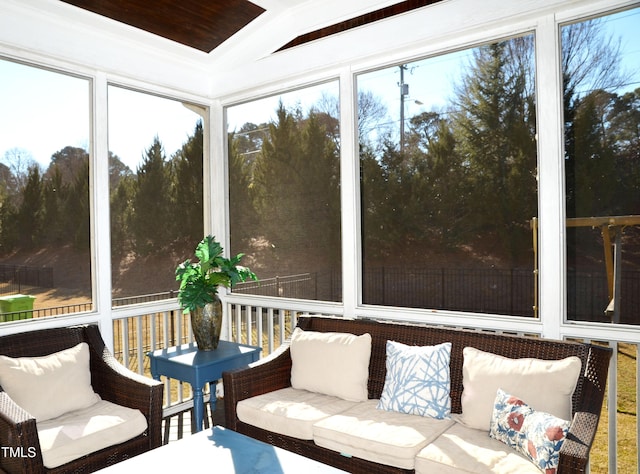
<box><xmin>136</xmin><ymin>315</ymin><xmax>144</xmax><ymax>375</ymax></box>
<box><xmin>246</xmin><ymin>305</ymin><xmax>253</xmax><ymax>346</ymax></box>
<box><xmin>150</xmin><ymin>312</ymin><xmax>157</xmax><ymax>351</ymax></box>
<box><xmin>257</xmin><ymin>306</ymin><xmax>263</xmax><ymax>353</ymax></box>
<box><xmin>235</xmin><ymin>304</ymin><xmax>242</xmax><ymax>343</ymax></box>
<box><xmin>267</xmin><ymin>307</ymin><xmax>274</xmax><ymax>354</ymax></box>
<box><xmin>163</xmin><ymin>311</ymin><xmax>170</xmax><ymax>347</ymax></box>
<box><xmin>121</xmin><ymin>318</ymin><xmax>129</xmax><ymax>369</ymax></box>
<box><xmin>608</xmin><ymin>341</ymin><xmax>618</xmax><ymax>474</ymax></box>
<box><xmin>278</xmin><ymin>309</ymin><xmax>285</xmax><ymax>346</ymax></box>
<box><xmin>176</xmin><ymin>309</ymin><xmax>183</xmax><ymax>346</ymax></box>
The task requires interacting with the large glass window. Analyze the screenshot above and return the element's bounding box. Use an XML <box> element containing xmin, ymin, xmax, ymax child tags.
<box><xmin>358</xmin><ymin>34</ymin><xmax>538</xmax><ymax>316</ymax></box>
<box><xmin>0</xmin><ymin>59</ymin><xmax>92</xmax><ymax>321</ymax></box>
<box><xmin>108</xmin><ymin>86</ymin><xmax>204</xmax><ymax>306</ymax></box>
<box><xmin>226</xmin><ymin>81</ymin><xmax>341</xmax><ymax>301</ymax></box>
<box><xmin>563</xmin><ymin>7</ymin><xmax>640</xmax><ymax>325</ymax></box>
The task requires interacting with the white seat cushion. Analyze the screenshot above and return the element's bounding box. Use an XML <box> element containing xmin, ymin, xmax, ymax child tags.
<box><xmin>312</xmin><ymin>399</ymin><xmax>454</xmax><ymax>469</ymax></box>
<box><xmin>236</xmin><ymin>387</ymin><xmax>358</xmax><ymax>440</ymax></box>
<box><xmin>37</xmin><ymin>400</ymin><xmax>148</xmax><ymax>469</ymax></box>
<box><xmin>415</xmin><ymin>422</ymin><xmax>541</xmax><ymax>474</ymax></box>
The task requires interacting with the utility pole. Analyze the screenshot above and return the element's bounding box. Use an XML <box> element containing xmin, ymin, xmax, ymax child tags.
<box><xmin>399</xmin><ymin>64</ymin><xmax>408</xmax><ymax>152</ymax></box>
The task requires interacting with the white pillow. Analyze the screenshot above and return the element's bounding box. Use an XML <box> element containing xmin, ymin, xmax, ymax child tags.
<box><xmin>0</xmin><ymin>342</ymin><xmax>101</xmax><ymax>421</ymax></box>
<box><xmin>290</xmin><ymin>327</ymin><xmax>371</xmax><ymax>402</ymax></box>
<box><xmin>378</xmin><ymin>341</ymin><xmax>451</xmax><ymax>419</ymax></box>
<box><xmin>458</xmin><ymin>347</ymin><xmax>581</xmax><ymax>431</ymax></box>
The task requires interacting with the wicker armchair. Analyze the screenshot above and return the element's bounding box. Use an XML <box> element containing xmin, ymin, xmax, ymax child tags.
<box><xmin>0</xmin><ymin>324</ymin><xmax>164</xmax><ymax>474</ymax></box>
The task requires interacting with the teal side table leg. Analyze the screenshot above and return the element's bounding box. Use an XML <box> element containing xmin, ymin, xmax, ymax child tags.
<box><xmin>193</xmin><ymin>385</ymin><xmax>204</xmax><ymax>432</ymax></box>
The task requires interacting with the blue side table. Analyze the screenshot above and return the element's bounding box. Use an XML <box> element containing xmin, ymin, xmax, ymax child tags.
<box><xmin>147</xmin><ymin>340</ymin><xmax>261</xmax><ymax>432</ymax></box>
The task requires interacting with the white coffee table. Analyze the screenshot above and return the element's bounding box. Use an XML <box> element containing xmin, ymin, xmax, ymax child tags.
<box><xmin>96</xmin><ymin>426</ymin><xmax>347</xmax><ymax>473</ymax></box>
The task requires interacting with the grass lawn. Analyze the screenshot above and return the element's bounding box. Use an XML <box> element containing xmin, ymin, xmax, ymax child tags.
<box><xmin>590</xmin><ymin>342</ymin><xmax>637</xmax><ymax>474</ymax></box>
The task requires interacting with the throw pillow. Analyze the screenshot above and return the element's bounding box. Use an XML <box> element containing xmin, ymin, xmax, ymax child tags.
<box><xmin>490</xmin><ymin>388</ymin><xmax>571</xmax><ymax>474</ymax></box>
<box><xmin>0</xmin><ymin>342</ymin><xmax>101</xmax><ymax>421</ymax></box>
<box><xmin>378</xmin><ymin>341</ymin><xmax>451</xmax><ymax>419</ymax></box>
<box><xmin>458</xmin><ymin>347</ymin><xmax>581</xmax><ymax>431</ymax></box>
<box><xmin>290</xmin><ymin>327</ymin><xmax>372</xmax><ymax>402</ymax></box>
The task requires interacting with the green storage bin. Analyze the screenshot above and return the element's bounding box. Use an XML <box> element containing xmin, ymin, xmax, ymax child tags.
<box><xmin>0</xmin><ymin>294</ymin><xmax>35</xmax><ymax>322</ymax></box>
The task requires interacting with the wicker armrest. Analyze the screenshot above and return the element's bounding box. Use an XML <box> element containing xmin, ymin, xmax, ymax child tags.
<box><xmin>557</xmin><ymin>344</ymin><xmax>611</xmax><ymax>473</ymax></box>
<box><xmin>558</xmin><ymin>411</ymin><xmax>600</xmax><ymax>473</ymax></box>
<box><xmin>0</xmin><ymin>392</ymin><xmax>44</xmax><ymax>474</ymax></box>
<box><xmin>223</xmin><ymin>343</ymin><xmax>293</xmax><ymax>430</ymax></box>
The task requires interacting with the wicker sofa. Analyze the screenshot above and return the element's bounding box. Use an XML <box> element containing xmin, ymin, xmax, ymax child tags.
<box><xmin>0</xmin><ymin>325</ymin><xmax>164</xmax><ymax>473</ymax></box>
<box><xmin>223</xmin><ymin>315</ymin><xmax>612</xmax><ymax>474</ymax></box>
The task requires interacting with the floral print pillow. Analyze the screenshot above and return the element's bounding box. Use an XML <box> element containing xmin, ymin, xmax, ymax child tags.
<box><xmin>489</xmin><ymin>388</ymin><xmax>571</xmax><ymax>474</ymax></box>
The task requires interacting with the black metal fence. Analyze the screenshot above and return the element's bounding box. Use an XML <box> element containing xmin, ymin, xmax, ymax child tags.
<box><xmin>235</xmin><ymin>266</ymin><xmax>640</xmax><ymax>324</ymax></box>
<box><xmin>0</xmin><ymin>264</ymin><xmax>54</xmax><ymax>294</ymax></box>
<box><xmin>362</xmin><ymin>267</ymin><xmax>536</xmax><ymax>316</ymax></box>
<box><xmin>1</xmin><ymin>263</ymin><xmax>638</xmax><ymax>324</ymax></box>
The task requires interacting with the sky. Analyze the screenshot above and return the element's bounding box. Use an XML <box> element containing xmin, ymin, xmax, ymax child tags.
<box><xmin>1</xmin><ymin>6</ymin><xmax>638</xmax><ymax>172</ymax></box>
<box><xmin>0</xmin><ymin>62</ymin><xmax>203</xmax><ymax>172</ymax></box>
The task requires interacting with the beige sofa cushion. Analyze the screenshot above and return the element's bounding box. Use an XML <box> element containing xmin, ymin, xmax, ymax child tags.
<box><xmin>0</xmin><ymin>342</ymin><xmax>101</xmax><ymax>421</ymax></box>
<box><xmin>236</xmin><ymin>387</ymin><xmax>358</xmax><ymax>440</ymax></box>
<box><xmin>290</xmin><ymin>328</ymin><xmax>371</xmax><ymax>402</ymax></box>
<box><xmin>457</xmin><ymin>347</ymin><xmax>581</xmax><ymax>431</ymax></box>
<box><xmin>37</xmin><ymin>399</ymin><xmax>148</xmax><ymax>469</ymax></box>
<box><xmin>415</xmin><ymin>422</ymin><xmax>541</xmax><ymax>474</ymax></box>
<box><xmin>313</xmin><ymin>399</ymin><xmax>454</xmax><ymax>469</ymax></box>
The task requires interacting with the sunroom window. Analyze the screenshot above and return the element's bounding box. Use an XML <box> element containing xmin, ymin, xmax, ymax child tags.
<box><xmin>0</xmin><ymin>58</ymin><xmax>92</xmax><ymax>321</ymax></box>
<box><xmin>108</xmin><ymin>85</ymin><xmax>205</xmax><ymax>306</ymax></box>
<box><xmin>357</xmin><ymin>34</ymin><xmax>538</xmax><ymax>316</ymax></box>
<box><xmin>562</xmin><ymin>7</ymin><xmax>640</xmax><ymax>325</ymax></box>
<box><xmin>226</xmin><ymin>81</ymin><xmax>342</xmax><ymax>301</ymax></box>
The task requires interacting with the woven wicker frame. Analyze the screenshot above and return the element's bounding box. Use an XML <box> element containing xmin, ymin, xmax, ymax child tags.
<box><xmin>0</xmin><ymin>324</ymin><xmax>164</xmax><ymax>474</ymax></box>
<box><xmin>223</xmin><ymin>315</ymin><xmax>612</xmax><ymax>474</ymax></box>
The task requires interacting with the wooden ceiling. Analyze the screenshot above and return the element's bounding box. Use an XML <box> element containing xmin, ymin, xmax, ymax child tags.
<box><xmin>59</xmin><ymin>0</ymin><xmax>265</xmax><ymax>53</ymax></box>
<box><xmin>279</xmin><ymin>0</ymin><xmax>443</xmax><ymax>51</ymax></box>
<box><xmin>59</xmin><ymin>0</ymin><xmax>442</xmax><ymax>54</ymax></box>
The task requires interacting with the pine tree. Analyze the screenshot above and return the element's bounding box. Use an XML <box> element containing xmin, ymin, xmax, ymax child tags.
<box><xmin>131</xmin><ymin>136</ymin><xmax>172</xmax><ymax>255</ymax></box>
<box><xmin>172</xmin><ymin>121</ymin><xmax>204</xmax><ymax>244</ymax></box>
<box><xmin>451</xmin><ymin>40</ymin><xmax>537</xmax><ymax>260</ymax></box>
<box><xmin>18</xmin><ymin>165</ymin><xmax>44</xmax><ymax>248</ymax></box>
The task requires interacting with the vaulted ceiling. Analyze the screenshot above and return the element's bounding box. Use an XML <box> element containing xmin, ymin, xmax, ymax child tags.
<box><xmin>58</xmin><ymin>0</ymin><xmax>442</xmax><ymax>54</ymax></box>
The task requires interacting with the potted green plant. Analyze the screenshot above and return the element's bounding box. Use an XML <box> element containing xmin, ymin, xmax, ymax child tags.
<box><xmin>175</xmin><ymin>235</ymin><xmax>257</xmax><ymax>350</ymax></box>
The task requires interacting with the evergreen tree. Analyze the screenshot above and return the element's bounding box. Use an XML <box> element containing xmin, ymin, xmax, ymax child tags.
<box><xmin>451</xmin><ymin>41</ymin><xmax>537</xmax><ymax>260</ymax></box>
<box><xmin>172</xmin><ymin>121</ymin><xmax>204</xmax><ymax>244</ymax></box>
<box><xmin>110</xmin><ymin>174</ymin><xmax>135</xmax><ymax>256</ymax></box>
<box><xmin>228</xmin><ymin>130</ymin><xmax>259</xmax><ymax>248</ymax></box>
<box><xmin>17</xmin><ymin>165</ymin><xmax>44</xmax><ymax>248</ymax></box>
<box><xmin>571</xmin><ymin>90</ymin><xmax>616</xmax><ymax>217</ymax></box>
<box><xmin>41</xmin><ymin>165</ymin><xmax>67</xmax><ymax>244</ymax></box>
<box><xmin>251</xmin><ymin>102</ymin><xmax>341</xmax><ymax>266</ymax></box>
<box><xmin>131</xmin><ymin>136</ymin><xmax>172</xmax><ymax>255</ymax></box>
<box><xmin>64</xmin><ymin>158</ymin><xmax>90</xmax><ymax>249</ymax></box>
<box><xmin>252</xmin><ymin>102</ymin><xmax>303</xmax><ymax>252</ymax></box>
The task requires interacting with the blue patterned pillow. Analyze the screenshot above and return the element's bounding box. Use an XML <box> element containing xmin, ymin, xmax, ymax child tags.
<box><xmin>489</xmin><ymin>388</ymin><xmax>571</xmax><ymax>474</ymax></box>
<box><xmin>377</xmin><ymin>341</ymin><xmax>451</xmax><ymax>419</ymax></box>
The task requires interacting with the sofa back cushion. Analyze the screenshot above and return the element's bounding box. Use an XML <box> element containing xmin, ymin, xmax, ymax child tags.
<box><xmin>290</xmin><ymin>328</ymin><xmax>371</xmax><ymax>402</ymax></box>
<box><xmin>458</xmin><ymin>347</ymin><xmax>581</xmax><ymax>431</ymax></box>
<box><xmin>0</xmin><ymin>342</ymin><xmax>101</xmax><ymax>421</ymax></box>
